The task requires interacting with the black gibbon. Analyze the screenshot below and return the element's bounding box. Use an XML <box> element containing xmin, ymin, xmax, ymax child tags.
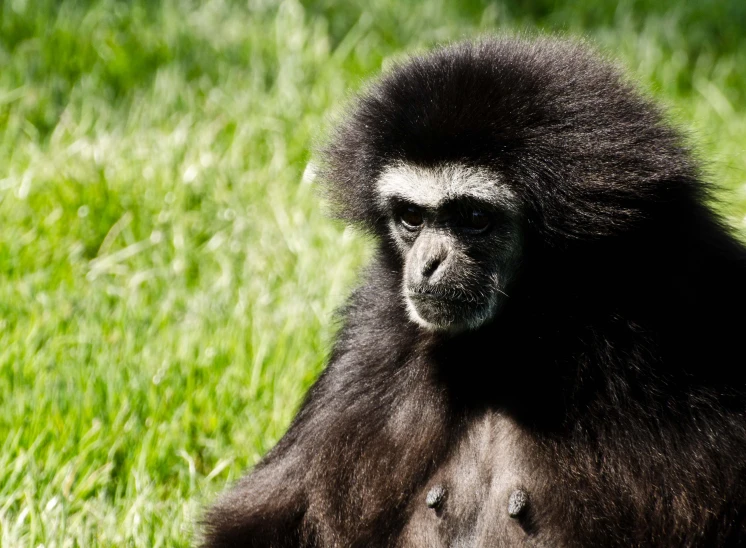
<box><xmin>203</xmin><ymin>38</ymin><xmax>746</xmax><ymax>547</ymax></box>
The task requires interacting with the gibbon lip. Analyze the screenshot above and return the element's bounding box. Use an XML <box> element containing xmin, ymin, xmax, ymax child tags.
<box><xmin>408</xmin><ymin>289</ymin><xmax>446</xmax><ymax>298</ymax></box>
<box><xmin>408</xmin><ymin>290</ymin><xmax>471</xmax><ymax>304</ymax></box>
<box><xmin>409</xmin><ymin>292</ymin><xmax>441</xmax><ymax>300</ymax></box>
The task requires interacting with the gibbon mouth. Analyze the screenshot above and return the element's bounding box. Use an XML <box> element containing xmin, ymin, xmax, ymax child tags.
<box><xmin>407</xmin><ymin>290</ymin><xmax>479</xmax><ymax>305</ymax></box>
<box><xmin>408</xmin><ymin>291</ymin><xmax>442</xmax><ymax>300</ymax></box>
<box><xmin>408</xmin><ymin>290</ymin><xmax>450</xmax><ymax>301</ymax></box>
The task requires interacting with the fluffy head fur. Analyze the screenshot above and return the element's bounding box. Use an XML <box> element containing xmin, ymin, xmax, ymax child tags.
<box><xmin>320</xmin><ymin>37</ymin><xmax>701</xmax><ymax>247</ymax></box>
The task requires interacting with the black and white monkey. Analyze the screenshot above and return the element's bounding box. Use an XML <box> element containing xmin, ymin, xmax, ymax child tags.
<box><xmin>202</xmin><ymin>38</ymin><xmax>746</xmax><ymax>547</ymax></box>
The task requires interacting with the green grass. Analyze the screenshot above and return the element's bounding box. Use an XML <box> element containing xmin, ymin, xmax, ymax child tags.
<box><xmin>0</xmin><ymin>0</ymin><xmax>744</xmax><ymax>545</ymax></box>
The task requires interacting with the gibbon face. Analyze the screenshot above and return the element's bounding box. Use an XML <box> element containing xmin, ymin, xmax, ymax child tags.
<box><xmin>376</xmin><ymin>162</ymin><xmax>522</xmax><ymax>332</ymax></box>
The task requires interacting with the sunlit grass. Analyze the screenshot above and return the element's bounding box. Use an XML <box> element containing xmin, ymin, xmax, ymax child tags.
<box><xmin>0</xmin><ymin>0</ymin><xmax>744</xmax><ymax>545</ymax></box>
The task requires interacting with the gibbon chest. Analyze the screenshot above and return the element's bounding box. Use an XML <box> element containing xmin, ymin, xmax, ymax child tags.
<box><xmin>398</xmin><ymin>412</ymin><xmax>560</xmax><ymax>547</ymax></box>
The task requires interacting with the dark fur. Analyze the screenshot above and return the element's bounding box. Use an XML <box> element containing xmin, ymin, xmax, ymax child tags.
<box><xmin>202</xmin><ymin>38</ymin><xmax>746</xmax><ymax>547</ymax></box>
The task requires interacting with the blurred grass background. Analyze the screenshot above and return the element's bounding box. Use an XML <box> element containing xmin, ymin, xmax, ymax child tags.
<box><xmin>0</xmin><ymin>0</ymin><xmax>744</xmax><ymax>545</ymax></box>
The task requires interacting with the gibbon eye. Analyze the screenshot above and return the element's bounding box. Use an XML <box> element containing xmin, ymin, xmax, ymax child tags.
<box><xmin>465</xmin><ymin>209</ymin><xmax>490</xmax><ymax>232</ymax></box>
<box><xmin>399</xmin><ymin>206</ymin><xmax>424</xmax><ymax>229</ymax></box>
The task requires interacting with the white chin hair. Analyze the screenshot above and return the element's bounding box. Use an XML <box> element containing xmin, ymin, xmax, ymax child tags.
<box><xmin>404</xmin><ymin>298</ymin><xmax>442</xmax><ymax>331</ymax></box>
<box><xmin>404</xmin><ymin>296</ymin><xmax>496</xmax><ymax>333</ymax></box>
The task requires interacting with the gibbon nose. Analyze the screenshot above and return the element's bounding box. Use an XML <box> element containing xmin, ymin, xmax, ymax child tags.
<box><xmin>413</xmin><ymin>237</ymin><xmax>450</xmax><ymax>284</ymax></box>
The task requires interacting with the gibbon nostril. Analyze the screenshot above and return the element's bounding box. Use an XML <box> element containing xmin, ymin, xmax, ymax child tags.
<box><xmin>421</xmin><ymin>257</ymin><xmax>442</xmax><ymax>278</ymax></box>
